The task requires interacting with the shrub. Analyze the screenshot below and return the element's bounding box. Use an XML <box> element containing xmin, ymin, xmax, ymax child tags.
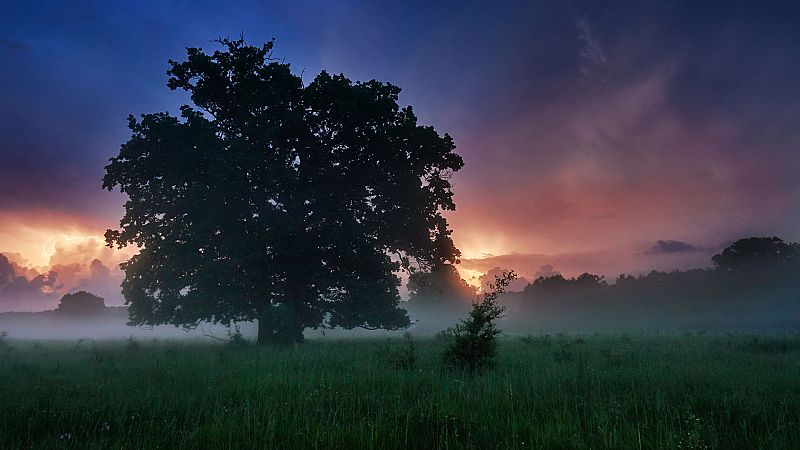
<box><xmin>442</xmin><ymin>271</ymin><xmax>516</xmax><ymax>372</ymax></box>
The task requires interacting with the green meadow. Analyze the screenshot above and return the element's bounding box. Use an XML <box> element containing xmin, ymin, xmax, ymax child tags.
<box><xmin>1</xmin><ymin>334</ymin><xmax>799</xmax><ymax>449</ymax></box>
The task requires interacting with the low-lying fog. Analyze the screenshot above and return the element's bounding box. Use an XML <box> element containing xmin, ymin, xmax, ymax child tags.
<box><xmin>1</xmin><ymin>290</ymin><xmax>797</xmax><ymax>343</ymax></box>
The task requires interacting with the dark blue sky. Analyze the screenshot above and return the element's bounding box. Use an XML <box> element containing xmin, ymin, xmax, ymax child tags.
<box><xmin>2</xmin><ymin>0</ymin><xmax>800</xmax><ymax>279</ymax></box>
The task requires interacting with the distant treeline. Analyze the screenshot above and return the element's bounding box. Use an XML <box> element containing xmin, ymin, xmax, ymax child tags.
<box><xmin>407</xmin><ymin>237</ymin><xmax>800</xmax><ymax>333</ymax></box>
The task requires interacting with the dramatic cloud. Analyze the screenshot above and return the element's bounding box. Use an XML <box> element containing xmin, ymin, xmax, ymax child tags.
<box><xmin>645</xmin><ymin>240</ymin><xmax>703</xmax><ymax>255</ymax></box>
<box><xmin>0</xmin><ymin>254</ymin><xmax>13</xmax><ymax>285</ymax></box>
<box><xmin>0</xmin><ymin>253</ymin><xmax>56</xmax><ymax>310</ymax></box>
<box><xmin>0</xmin><ymin>235</ymin><xmax>127</xmax><ymax>311</ymax></box>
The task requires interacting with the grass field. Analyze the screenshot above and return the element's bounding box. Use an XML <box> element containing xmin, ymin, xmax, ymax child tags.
<box><xmin>1</xmin><ymin>333</ymin><xmax>799</xmax><ymax>449</ymax></box>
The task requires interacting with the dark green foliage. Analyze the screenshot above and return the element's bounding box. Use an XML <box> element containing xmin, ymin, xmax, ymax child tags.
<box><xmin>442</xmin><ymin>271</ymin><xmax>516</xmax><ymax>372</ymax></box>
<box><xmin>523</xmin><ymin>272</ymin><xmax>606</xmax><ymax>293</ymax></box>
<box><xmin>56</xmin><ymin>291</ymin><xmax>106</xmax><ymax>316</ymax></box>
<box><xmin>102</xmin><ymin>38</ymin><xmax>463</xmax><ymax>344</ymax></box>
<box><xmin>712</xmin><ymin>236</ymin><xmax>799</xmax><ymax>272</ymax></box>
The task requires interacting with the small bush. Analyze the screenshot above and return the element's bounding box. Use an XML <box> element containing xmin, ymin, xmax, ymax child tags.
<box><xmin>442</xmin><ymin>271</ymin><xmax>516</xmax><ymax>373</ymax></box>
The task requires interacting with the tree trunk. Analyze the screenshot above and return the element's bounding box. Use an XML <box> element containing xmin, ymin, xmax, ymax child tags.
<box><xmin>257</xmin><ymin>304</ymin><xmax>304</xmax><ymax>344</ymax></box>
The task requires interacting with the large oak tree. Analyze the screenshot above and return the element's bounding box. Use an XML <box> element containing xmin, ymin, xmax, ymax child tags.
<box><xmin>103</xmin><ymin>39</ymin><xmax>463</xmax><ymax>343</ymax></box>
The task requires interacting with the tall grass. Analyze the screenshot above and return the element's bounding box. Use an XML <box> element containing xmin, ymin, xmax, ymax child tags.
<box><xmin>1</xmin><ymin>334</ymin><xmax>799</xmax><ymax>449</ymax></box>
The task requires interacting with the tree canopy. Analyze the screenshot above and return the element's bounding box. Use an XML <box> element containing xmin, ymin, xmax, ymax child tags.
<box><xmin>57</xmin><ymin>291</ymin><xmax>106</xmax><ymax>316</ymax></box>
<box><xmin>712</xmin><ymin>236</ymin><xmax>799</xmax><ymax>272</ymax></box>
<box><xmin>407</xmin><ymin>263</ymin><xmax>475</xmax><ymax>308</ymax></box>
<box><xmin>103</xmin><ymin>38</ymin><xmax>463</xmax><ymax>343</ymax></box>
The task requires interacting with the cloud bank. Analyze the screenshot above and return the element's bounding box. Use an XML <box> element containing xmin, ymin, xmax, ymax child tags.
<box><xmin>0</xmin><ymin>236</ymin><xmax>126</xmax><ymax>312</ymax></box>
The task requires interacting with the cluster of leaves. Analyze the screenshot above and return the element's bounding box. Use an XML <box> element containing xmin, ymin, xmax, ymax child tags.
<box><xmin>712</xmin><ymin>236</ymin><xmax>799</xmax><ymax>272</ymax></box>
<box><xmin>442</xmin><ymin>271</ymin><xmax>516</xmax><ymax>372</ymax></box>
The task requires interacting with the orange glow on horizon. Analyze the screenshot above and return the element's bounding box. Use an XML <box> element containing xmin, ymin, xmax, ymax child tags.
<box><xmin>452</xmin><ymin>229</ymin><xmax>511</xmax><ymax>260</ymax></box>
<box><xmin>455</xmin><ymin>266</ymin><xmax>484</xmax><ymax>288</ymax></box>
<box><xmin>0</xmin><ymin>212</ymin><xmax>132</xmax><ymax>270</ymax></box>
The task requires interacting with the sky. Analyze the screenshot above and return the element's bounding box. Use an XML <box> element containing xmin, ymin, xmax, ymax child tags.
<box><xmin>1</xmin><ymin>0</ymin><xmax>800</xmax><ymax>308</ymax></box>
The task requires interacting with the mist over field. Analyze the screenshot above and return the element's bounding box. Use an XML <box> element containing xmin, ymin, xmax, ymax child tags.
<box><xmin>3</xmin><ymin>250</ymin><xmax>798</xmax><ymax>342</ymax></box>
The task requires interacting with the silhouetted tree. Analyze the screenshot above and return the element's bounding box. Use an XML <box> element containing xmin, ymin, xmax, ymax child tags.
<box><xmin>508</xmin><ymin>238</ymin><xmax>800</xmax><ymax>332</ymax></box>
<box><xmin>57</xmin><ymin>291</ymin><xmax>105</xmax><ymax>316</ymax></box>
<box><xmin>525</xmin><ymin>274</ymin><xmax>569</xmax><ymax>292</ymax></box>
<box><xmin>712</xmin><ymin>237</ymin><xmax>799</xmax><ymax>272</ymax></box>
<box><xmin>574</xmin><ymin>272</ymin><xmax>607</xmax><ymax>288</ymax></box>
<box><xmin>103</xmin><ymin>38</ymin><xmax>463</xmax><ymax>344</ymax></box>
<box><xmin>407</xmin><ymin>264</ymin><xmax>475</xmax><ymax>307</ymax></box>
<box><xmin>524</xmin><ymin>272</ymin><xmax>604</xmax><ymax>293</ymax></box>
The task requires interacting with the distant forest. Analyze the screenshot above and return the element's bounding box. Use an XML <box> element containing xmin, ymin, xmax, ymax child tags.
<box><xmin>407</xmin><ymin>237</ymin><xmax>800</xmax><ymax>333</ymax></box>
<box><xmin>2</xmin><ymin>236</ymin><xmax>798</xmax><ymax>337</ymax></box>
